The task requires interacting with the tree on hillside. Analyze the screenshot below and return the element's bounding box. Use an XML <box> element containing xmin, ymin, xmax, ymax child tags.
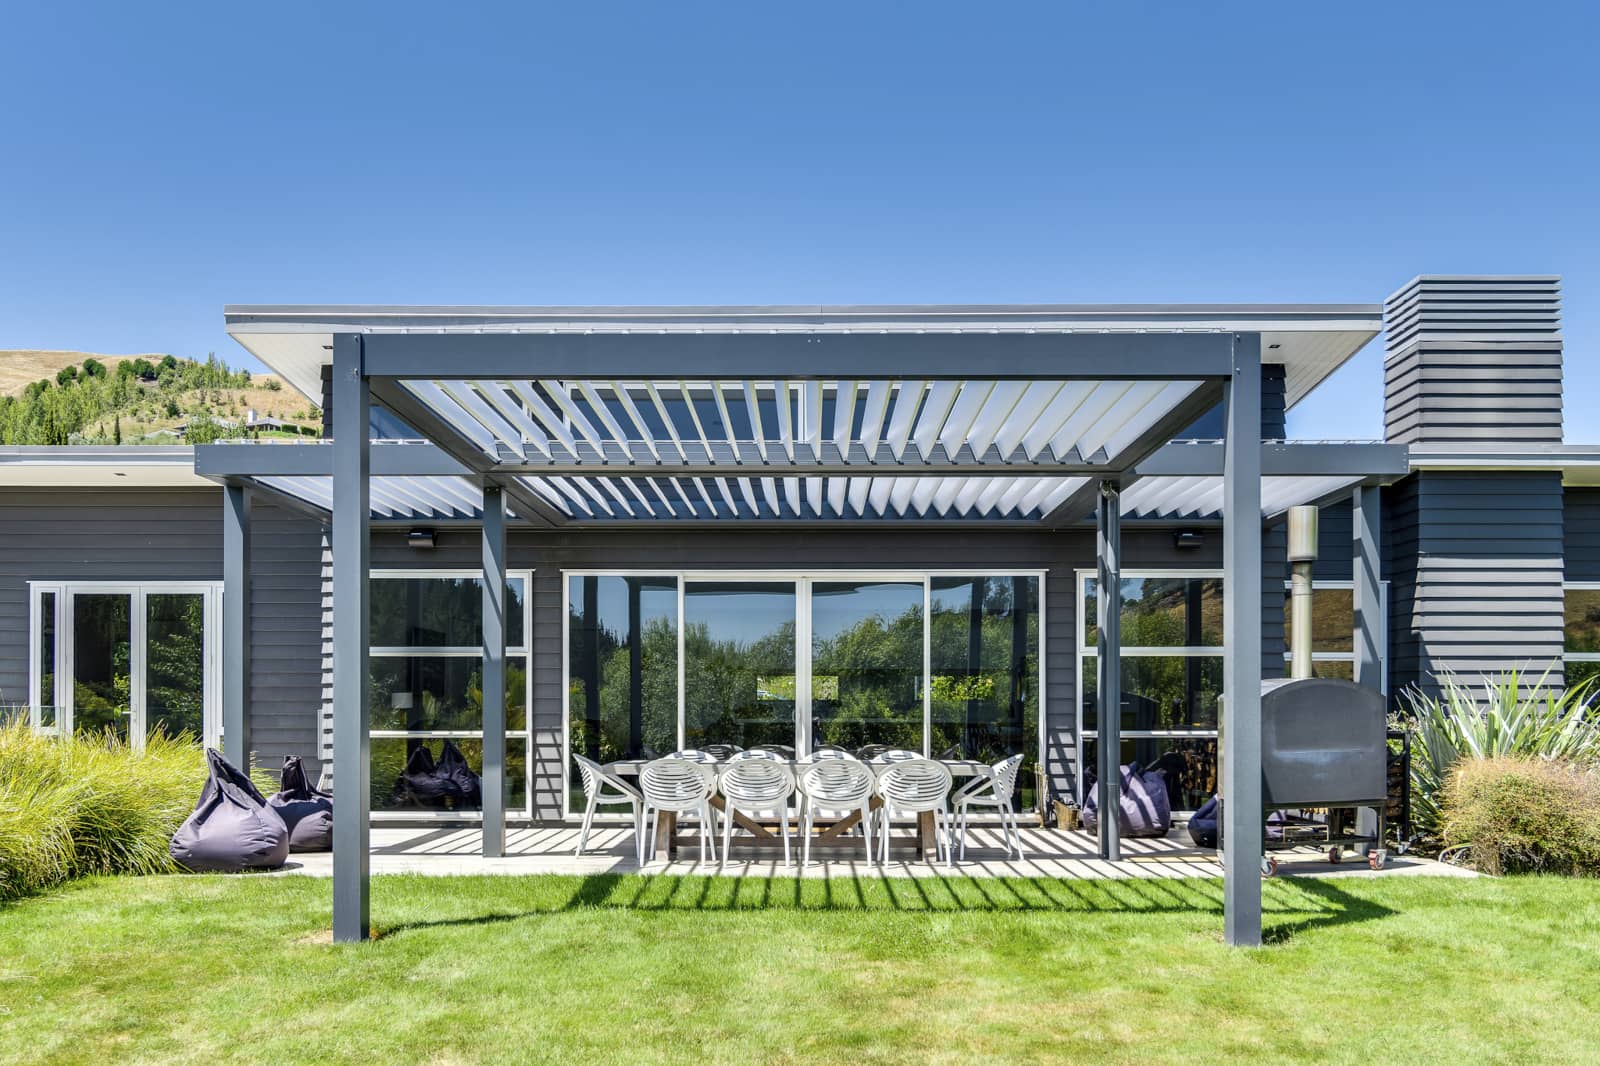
<box><xmin>82</xmin><ymin>358</ymin><xmax>105</xmax><ymax>379</ymax></box>
<box><xmin>56</xmin><ymin>365</ymin><xmax>78</xmax><ymax>387</ymax></box>
<box><xmin>113</xmin><ymin>415</ymin><xmax>122</xmax><ymax>445</ymax></box>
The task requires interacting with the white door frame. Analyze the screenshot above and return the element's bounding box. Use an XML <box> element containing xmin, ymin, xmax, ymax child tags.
<box><xmin>29</xmin><ymin>581</ymin><xmax>222</xmax><ymax>749</ymax></box>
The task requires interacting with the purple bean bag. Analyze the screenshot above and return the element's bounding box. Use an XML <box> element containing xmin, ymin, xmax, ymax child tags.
<box><xmin>268</xmin><ymin>755</ymin><xmax>333</xmax><ymax>852</ymax></box>
<box><xmin>170</xmin><ymin>749</ymin><xmax>289</xmax><ymax>872</ymax></box>
<box><xmin>1081</xmin><ymin>762</ymin><xmax>1173</xmax><ymax>838</ymax></box>
<box><xmin>391</xmin><ymin>740</ymin><xmax>482</xmax><ymax>811</ymax></box>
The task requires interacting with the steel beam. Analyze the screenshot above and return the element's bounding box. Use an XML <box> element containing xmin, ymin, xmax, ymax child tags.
<box><xmin>1095</xmin><ymin>480</ymin><xmax>1123</xmax><ymax>861</ymax></box>
<box><xmin>480</xmin><ymin>484</ymin><xmax>507</xmax><ymax>856</ymax></box>
<box><xmin>1221</xmin><ymin>333</ymin><xmax>1263</xmax><ymax>948</ymax></box>
<box><xmin>331</xmin><ymin>334</ymin><xmax>371</xmax><ymax>943</ymax></box>
<box><xmin>195</xmin><ymin>441</ymin><xmax>471</xmax><ymax>479</ymax></box>
<box><xmin>360</xmin><ymin>331</ymin><xmax>1239</xmax><ymax>383</ymax></box>
<box><xmin>221</xmin><ymin>481</ymin><xmax>251</xmax><ymax>770</ymax></box>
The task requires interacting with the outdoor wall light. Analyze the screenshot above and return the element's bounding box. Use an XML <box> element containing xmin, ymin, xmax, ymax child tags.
<box><xmin>407</xmin><ymin>528</ymin><xmax>436</xmax><ymax>550</ymax></box>
<box><xmin>1173</xmin><ymin>529</ymin><xmax>1205</xmax><ymax>551</ymax></box>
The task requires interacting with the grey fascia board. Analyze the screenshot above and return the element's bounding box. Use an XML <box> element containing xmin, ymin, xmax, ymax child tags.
<box><xmin>1132</xmin><ymin>440</ymin><xmax>1409</xmax><ymax>479</ymax></box>
<box><xmin>1407</xmin><ymin>443</ymin><xmax>1600</xmax><ymax>473</ymax></box>
<box><xmin>194</xmin><ymin>441</ymin><xmax>472</xmax><ymax>478</ymax></box>
<box><xmin>355</xmin><ymin>330</ymin><xmax>1239</xmax><ymax>382</ymax></box>
<box><xmin>0</xmin><ymin>445</ymin><xmax>195</xmax><ymax>464</ymax></box>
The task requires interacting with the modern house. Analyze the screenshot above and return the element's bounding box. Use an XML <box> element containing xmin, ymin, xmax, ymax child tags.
<box><xmin>3</xmin><ymin>274</ymin><xmax>1596</xmax><ymax>944</ymax></box>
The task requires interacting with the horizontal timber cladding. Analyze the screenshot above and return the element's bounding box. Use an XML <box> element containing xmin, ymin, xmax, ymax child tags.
<box><xmin>1382</xmin><ymin>276</ymin><xmax>1563</xmax><ymax>445</ymax></box>
<box><xmin>1384</xmin><ymin>471</ymin><xmax>1564</xmax><ymax>702</ymax></box>
<box><xmin>1566</xmin><ymin>489</ymin><xmax>1600</xmax><ymax>582</ymax></box>
<box><xmin>0</xmin><ymin>488</ymin><xmax>323</xmax><ymax>770</ymax></box>
<box><xmin>359</xmin><ymin>524</ymin><xmax>1231</xmax><ymax>819</ymax></box>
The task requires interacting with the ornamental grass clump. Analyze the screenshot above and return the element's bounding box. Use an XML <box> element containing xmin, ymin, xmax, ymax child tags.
<box><xmin>0</xmin><ymin>723</ymin><xmax>208</xmax><ymax>902</ymax></box>
<box><xmin>1440</xmin><ymin>755</ymin><xmax>1600</xmax><ymax>876</ymax></box>
<box><xmin>1399</xmin><ymin>669</ymin><xmax>1600</xmax><ymax>839</ymax></box>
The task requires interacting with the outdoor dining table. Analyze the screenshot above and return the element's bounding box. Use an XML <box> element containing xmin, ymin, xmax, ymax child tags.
<box><xmin>607</xmin><ymin>757</ymin><xmax>992</xmax><ymax>863</ymax></box>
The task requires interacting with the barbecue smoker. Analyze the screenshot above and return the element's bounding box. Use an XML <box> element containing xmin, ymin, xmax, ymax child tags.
<box><xmin>1223</xmin><ymin>505</ymin><xmax>1392</xmax><ymax>873</ymax></box>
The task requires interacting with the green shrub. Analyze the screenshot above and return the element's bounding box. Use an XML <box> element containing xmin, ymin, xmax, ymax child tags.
<box><xmin>1441</xmin><ymin>755</ymin><xmax>1600</xmax><ymax>876</ymax></box>
<box><xmin>1399</xmin><ymin>669</ymin><xmax>1600</xmax><ymax>838</ymax></box>
<box><xmin>0</xmin><ymin>724</ymin><xmax>209</xmax><ymax>902</ymax></box>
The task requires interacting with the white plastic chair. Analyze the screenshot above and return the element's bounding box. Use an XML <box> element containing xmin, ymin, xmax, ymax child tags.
<box><xmin>727</xmin><ymin>748</ymin><xmax>786</xmax><ymax>762</ymax></box>
<box><xmin>639</xmin><ymin>758</ymin><xmax>719</xmax><ymax>866</ymax></box>
<box><xmin>875</xmin><ymin>758</ymin><xmax>955</xmax><ymax>866</ymax></box>
<box><xmin>797</xmin><ymin>758</ymin><xmax>876</xmax><ymax>866</ymax></box>
<box><xmin>952</xmin><ymin>753</ymin><xmax>1026</xmax><ymax>860</ymax></box>
<box><xmin>717</xmin><ymin>759</ymin><xmax>797</xmax><ymax>867</ymax></box>
<box><xmin>803</xmin><ymin>748</ymin><xmax>858</xmax><ymax>761</ymax></box>
<box><xmin>572</xmin><ymin>753</ymin><xmax>644</xmax><ymax>857</ymax></box>
<box><xmin>868</xmin><ymin>748</ymin><xmax>921</xmax><ymax>765</ymax></box>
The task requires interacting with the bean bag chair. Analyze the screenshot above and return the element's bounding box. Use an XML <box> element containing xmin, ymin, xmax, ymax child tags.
<box><xmin>268</xmin><ymin>755</ymin><xmax>333</xmax><ymax>852</ymax></box>
<box><xmin>1188</xmin><ymin>795</ymin><xmax>1219</xmax><ymax>848</ymax></box>
<box><xmin>1081</xmin><ymin>762</ymin><xmax>1173</xmax><ymax>838</ymax></box>
<box><xmin>170</xmin><ymin>748</ymin><xmax>290</xmax><ymax>872</ymax></box>
<box><xmin>390</xmin><ymin>740</ymin><xmax>483</xmax><ymax>811</ymax></box>
<box><xmin>1186</xmin><ymin>799</ymin><xmax>1287</xmax><ymax>849</ymax></box>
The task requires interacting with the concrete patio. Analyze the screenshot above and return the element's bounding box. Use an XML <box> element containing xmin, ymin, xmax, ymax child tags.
<box><xmin>277</xmin><ymin>824</ymin><xmax>1473</xmax><ymax>880</ymax></box>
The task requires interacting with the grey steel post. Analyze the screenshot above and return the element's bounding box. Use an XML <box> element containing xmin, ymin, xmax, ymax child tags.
<box><xmin>1353</xmin><ymin>483</ymin><xmax>1383</xmax><ymax>844</ymax></box>
<box><xmin>481</xmin><ymin>484</ymin><xmax>507</xmax><ymax>857</ymax></box>
<box><xmin>1222</xmin><ymin>332</ymin><xmax>1263</xmax><ymax>948</ymax></box>
<box><xmin>331</xmin><ymin>333</ymin><xmax>371</xmax><ymax>943</ymax></box>
<box><xmin>221</xmin><ymin>480</ymin><xmax>252</xmax><ymax>769</ymax></box>
<box><xmin>1095</xmin><ymin>480</ymin><xmax>1122</xmax><ymax>861</ymax></box>
<box><xmin>1353</xmin><ymin>485</ymin><xmax>1382</xmax><ymax>693</ymax></box>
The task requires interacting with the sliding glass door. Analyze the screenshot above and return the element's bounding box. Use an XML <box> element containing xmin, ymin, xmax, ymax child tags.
<box><xmin>684</xmin><ymin>581</ymin><xmax>797</xmax><ymax>750</ymax></box>
<box><xmin>809</xmin><ymin>580</ymin><xmax>924</xmax><ymax>753</ymax></box>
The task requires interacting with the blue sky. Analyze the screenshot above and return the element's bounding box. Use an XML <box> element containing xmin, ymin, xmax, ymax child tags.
<box><xmin>2</xmin><ymin>1</ymin><xmax>1595</xmax><ymax>440</ymax></box>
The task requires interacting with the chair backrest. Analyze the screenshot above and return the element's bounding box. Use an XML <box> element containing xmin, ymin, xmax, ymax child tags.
<box><xmin>572</xmin><ymin>753</ymin><xmax>608</xmax><ymax>800</ymax></box>
<box><xmin>799</xmin><ymin>758</ymin><xmax>876</xmax><ymax>809</ymax></box>
<box><xmin>728</xmin><ymin>749</ymin><xmax>785</xmax><ymax>762</ymax></box>
<box><xmin>877</xmin><ymin>758</ymin><xmax>954</xmax><ymax>812</ymax></box>
<box><xmin>700</xmin><ymin>743</ymin><xmax>743</xmax><ymax>761</ymax></box>
<box><xmin>869</xmin><ymin>748</ymin><xmax>921</xmax><ymax>765</ymax></box>
<box><xmin>813</xmin><ymin>743</ymin><xmax>852</xmax><ymax>755</ymax></box>
<box><xmin>801</xmin><ymin>748</ymin><xmax>858</xmax><ymax>762</ymax></box>
<box><xmin>855</xmin><ymin>744</ymin><xmax>891</xmax><ymax>761</ymax></box>
<box><xmin>666</xmin><ymin>749</ymin><xmax>719</xmax><ymax>764</ymax></box>
<box><xmin>719</xmin><ymin>759</ymin><xmax>795</xmax><ymax>809</ymax></box>
<box><xmin>640</xmin><ymin>758</ymin><xmax>716</xmax><ymax>811</ymax></box>
<box><xmin>750</xmin><ymin>743</ymin><xmax>797</xmax><ymax>759</ymax></box>
<box><xmin>990</xmin><ymin>753</ymin><xmax>1025</xmax><ymax>798</ymax></box>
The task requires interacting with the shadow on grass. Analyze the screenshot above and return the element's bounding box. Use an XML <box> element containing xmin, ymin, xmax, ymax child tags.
<box><xmin>381</xmin><ymin>871</ymin><xmax>1394</xmax><ymax>943</ymax></box>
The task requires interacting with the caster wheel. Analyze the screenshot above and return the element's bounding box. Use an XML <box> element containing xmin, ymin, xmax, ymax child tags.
<box><xmin>1327</xmin><ymin>847</ymin><xmax>1342</xmax><ymax>864</ymax></box>
<box><xmin>1261</xmin><ymin>857</ymin><xmax>1278</xmax><ymax>878</ymax></box>
<box><xmin>1369</xmin><ymin>850</ymin><xmax>1387</xmax><ymax>871</ymax></box>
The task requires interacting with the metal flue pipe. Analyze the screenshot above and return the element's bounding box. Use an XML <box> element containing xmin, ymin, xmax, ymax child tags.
<box><xmin>1287</xmin><ymin>505</ymin><xmax>1318</xmax><ymax>679</ymax></box>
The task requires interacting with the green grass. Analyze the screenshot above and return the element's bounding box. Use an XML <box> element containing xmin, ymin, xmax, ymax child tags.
<box><xmin>1</xmin><ymin>873</ymin><xmax>1597</xmax><ymax>1065</ymax></box>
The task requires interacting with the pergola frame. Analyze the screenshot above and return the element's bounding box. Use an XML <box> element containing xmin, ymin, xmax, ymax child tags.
<box><xmin>197</xmin><ymin>325</ymin><xmax>1405</xmax><ymax>949</ymax></box>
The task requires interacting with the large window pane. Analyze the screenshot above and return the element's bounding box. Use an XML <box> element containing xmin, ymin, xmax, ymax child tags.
<box><xmin>810</xmin><ymin>580</ymin><xmax>923</xmax><ymax>752</ymax></box>
<box><xmin>931</xmin><ymin>576</ymin><xmax>1040</xmax><ymax>807</ymax></box>
<box><xmin>72</xmin><ymin>593</ymin><xmax>131</xmax><ymax>741</ymax></box>
<box><xmin>371</xmin><ymin>655</ymin><xmax>527</xmax><ymax>731</ymax></box>
<box><xmin>1568</xmin><ymin>660</ymin><xmax>1600</xmax><ymax>697</ymax></box>
<box><xmin>1084</xmin><ymin>577</ymin><xmax>1222</xmax><ymax>648</ymax></box>
<box><xmin>568</xmin><ymin>576</ymin><xmax>678</xmax><ymax>761</ymax></box>
<box><xmin>1283</xmin><ymin>586</ymin><xmax>1354</xmax><ymax>654</ymax></box>
<box><xmin>684</xmin><ymin>582</ymin><xmax>797</xmax><ymax>750</ymax></box>
<box><xmin>371</xmin><ymin>576</ymin><xmax>526</xmax><ymax>648</ymax></box>
<box><xmin>370</xmin><ymin>737</ymin><xmax>525</xmax><ymax>814</ymax></box>
<box><xmin>1566</xmin><ymin>589</ymin><xmax>1600</xmax><ymax>654</ymax></box>
<box><xmin>1082</xmin><ymin>655</ymin><xmax>1223</xmax><ymax>730</ymax></box>
<box><xmin>146</xmin><ymin>593</ymin><xmax>206</xmax><ymax>739</ymax></box>
<box><xmin>1082</xmin><ymin>736</ymin><xmax>1217</xmax><ymax>811</ymax></box>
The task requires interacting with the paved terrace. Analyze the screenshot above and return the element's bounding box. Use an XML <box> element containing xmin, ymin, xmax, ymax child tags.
<box><xmin>278</xmin><ymin>825</ymin><xmax>1473</xmax><ymax>881</ymax></box>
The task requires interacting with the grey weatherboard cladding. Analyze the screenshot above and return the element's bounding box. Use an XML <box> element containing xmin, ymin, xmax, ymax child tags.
<box><xmin>1383</xmin><ymin>276</ymin><xmax>1563</xmax><ymax>445</ymax></box>
<box><xmin>0</xmin><ymin>490</ymin><xmax>323</xmax><ymax>768</ymax></box>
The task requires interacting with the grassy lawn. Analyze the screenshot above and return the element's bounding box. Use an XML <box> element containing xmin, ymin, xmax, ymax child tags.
<box><xmin>1</xmin><ymin>873</ymin><xmax>1598</xmax><ymax>1065</ymax></box>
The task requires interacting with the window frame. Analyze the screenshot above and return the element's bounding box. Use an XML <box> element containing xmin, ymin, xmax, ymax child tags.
<box><xmin>1564</xmin><ymin>581</ymin><xmax>1600</xmax><ymax>682</ymax></box>
<box><xmin>369</xmin><ymin>567</ymin><xmax>534</xmax><ymax>821</ymax></box>
<box><xmin>28</xmin><ymin>580</ymin><xmax>223</xmax><ymax>748</ymax></box>
<box><xmin>561</xmin><ymin>568</ymin><xmax>1048</xmax><ymax>820</ymax></box>
<box><xmin>1279</xmin><ymin>578</ymin><xmax>1390</xmax><ymax>691</ymax></box>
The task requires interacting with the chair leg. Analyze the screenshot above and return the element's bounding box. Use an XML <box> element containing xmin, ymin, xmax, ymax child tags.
<box><xmin>577</xmin><ymin>793</ymin><xmax>597</xmax><ymax>857</ymax></box>
<box><xmin>721</xmin><ymin>803</ymin><xmax>734</xmax><ymax>869</ymax></box>
<box><xmin>781</xmin><ymin>810</ymin><xmax>791</xmax><ymax>867</ymax></box>
<box><xmin>957</xmin><ymin>804</ymin><xmax>967</xmax><ymax>861</ymax></box>
<box><xmin>803</xmin><ymin>808</ymin><xmax>813</xmax><ymax>868</ymax></box>
<box><xmin>862</xmin><ymin>806</ymin><xmax>873</xmax><ymax>864</ymax></box>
